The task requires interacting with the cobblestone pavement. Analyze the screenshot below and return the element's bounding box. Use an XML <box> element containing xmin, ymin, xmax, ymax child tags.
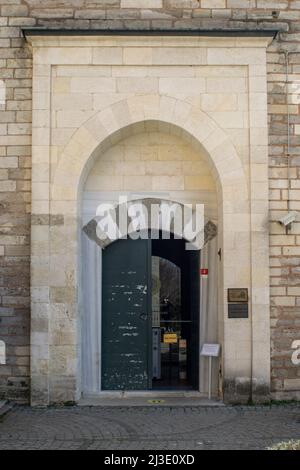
<box><xmin>0</xmin><ymin>405</ymin><xmax>299</xmax><ymax>450</ymax></box>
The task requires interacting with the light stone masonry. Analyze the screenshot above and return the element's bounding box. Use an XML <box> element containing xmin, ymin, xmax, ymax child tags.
<box><xmin>0</xmin><ymin>0</ymin><xmax>299</xmax><ymax>405</ymax></box>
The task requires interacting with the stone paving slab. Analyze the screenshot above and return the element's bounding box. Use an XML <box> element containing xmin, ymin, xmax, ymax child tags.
<box><xmin>0</xmin><ymin>405</ymin><xmax>299</xmax><ymax>450</ymax></box>
<box><xmin>79</xmin><ymin>395</ymin><xmax>224</xmax><ymax>407</ymax></box>
<box><xmin>0</xmin><ymin>401</ymin><xmax>13</xmax><ymax>419</ymax></box>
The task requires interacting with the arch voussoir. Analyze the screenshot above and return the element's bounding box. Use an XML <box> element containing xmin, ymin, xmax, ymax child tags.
<box><xmin>53</xmin><ymin>95</ymin><xmax>247</xmax><ymax>207</ymax></box>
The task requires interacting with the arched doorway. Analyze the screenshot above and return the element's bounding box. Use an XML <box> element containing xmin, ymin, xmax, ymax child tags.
<box><xmin>101</xmin><ymin>234</ymin><xmax>200</xmax><ymax>391</ymax></box>
<box><xmin>80</xmin><ymin>125</ymin><xmax>219</xmax><ymax>397</ymax></box>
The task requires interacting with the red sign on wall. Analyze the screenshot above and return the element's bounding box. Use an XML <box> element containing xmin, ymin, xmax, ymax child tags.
<box><xmin>201</xmin><ymin>269</ymin><xmax>208</xmax><ymax>276</ymax></box>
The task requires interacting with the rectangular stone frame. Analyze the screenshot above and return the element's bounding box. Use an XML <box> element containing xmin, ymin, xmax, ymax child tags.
<box><xmin>26</xmin><ymin>32</ymin><xmax>273</xmax><ymax>405</ymax></box>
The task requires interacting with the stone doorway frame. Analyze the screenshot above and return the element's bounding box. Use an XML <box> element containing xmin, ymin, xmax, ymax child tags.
<box><xmin>26</xmin><ymin>32</ymin><xmax>273</xmax><ymax>405</ymax></box>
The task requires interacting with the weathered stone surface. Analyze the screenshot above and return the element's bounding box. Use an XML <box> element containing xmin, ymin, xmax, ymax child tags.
<box><xmin>0</xmin><ymin>0</ymin><xmax>298</xmax><ymax>406</ymax></box>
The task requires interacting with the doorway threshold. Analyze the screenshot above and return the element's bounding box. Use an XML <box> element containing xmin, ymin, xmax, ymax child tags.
<box><xmin>79</xmin><ymin>392</ymin><xmax>224</xmax><ymax>407</ymax></box>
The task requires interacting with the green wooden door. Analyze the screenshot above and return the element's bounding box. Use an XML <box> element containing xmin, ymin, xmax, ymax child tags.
<box><xmin>102</xmin><ymin>237</ymin><xmax>151</xmax><ymax>390</ymax></box>
<box><xmin>187</xmin><ymin>249</ymin><xmax>200</xmax><ymax>390</ymax></box>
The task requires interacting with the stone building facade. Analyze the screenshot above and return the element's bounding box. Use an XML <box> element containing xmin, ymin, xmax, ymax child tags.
<box><xmin>0</xmin><ymin>0</ymin><xmax>300</xmax><ymax>405</ymax></box>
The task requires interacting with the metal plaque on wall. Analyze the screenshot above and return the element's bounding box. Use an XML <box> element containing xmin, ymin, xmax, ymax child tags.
<box><xmin>227</xmin><ymin>288</ymin><xmax>248</xmax><ymax>303</ymax></box>
<box><xmin>228</xmin><ymin>303</ymin><xmax>249</xmax><ymax>319</ymax></box>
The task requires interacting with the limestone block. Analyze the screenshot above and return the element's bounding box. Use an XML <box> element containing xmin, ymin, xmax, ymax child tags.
<box><xmin>32</xmin><ymin>92</ymin><xmax>50</xmax><ymax>111</ymax></box>
<box><xmin>49</xmin><ymin>287</ymin><xmax>76</xmax><ymax>305</ymax></box>
<box><xmin>57</xmin><ymin>65</ymin><xmax>111</xmax><ymax>77</ymax></box>
<box><xmin>145</xmin><ymin>161</ymin><xmax>181</xmax><ymax>176</ymax></box>
<box><xmin>250</xmin><ymin>145</ymin><xmax>268</xmax><ymax>164</ymax></box>
<box><xmin>284</xmin><ymin>379</ymin><xmax>300</xmax><ymax>391</ymax></box>
<box><xmin>202</xmin><ymin>0</ymin><xmax>225</xmax><ymax>6</ymax></box>
<box><xmin>170</xmin><ymin>100</ymin><xmax>192</xmax><ymax>128</ymax></box>
<box><xmin>49</xmin><ymin>346</ymin><xmax>77</xmax><ymax>375</ymax></box>
<box><xmin>251</xmin><ymin>163</ymin><xmax>269</xmax><ymax>182</ymax></box>
<box><xmin>167</xmin><ymin>0</ymin><xmax>199</xmax><ymax>5</ymax></box>
<box><xmin>195</xmin><ymin>65</ymin><xmax>247</xmax><ymax>78</ymax></box>
<box><xmin>210</xmin><ymin>111</ymin><xmax>247</xmax><ymax>129</ymax></box>
<box><xmin>93</xmin><ymin>92</ymin><xmax>129</xmax><ymax>111</ymax></box>
<box><xmin>83</xmin><ymin>115</ymin><xmax>109</xmax><ymax>145</ymax></box>
<box><xmin>152</xmin><ymin>48</ymin><xmax>207</xmax><ymax>65</ymax></box>
<box><xmin>56</xmin><ymin>110</ymin><xmax>95</xmax><ymax>128</ymax></box>
<box><xmin>32</xmin><ymin>201</ymin><xmax>49</xmax><ymax>215</ymax></box>
<box><xmin>272</xmin><ymin>296</ymin><xmax>296</xmax><ymax>307</ymax></box>
<box><xmin>32</xmin><ymin>110</ymin><xmax>50</xmax><ymax>129</ymax></box>
<box><xmin>100</xmin><ymin>145</ymin><xmax>124</xmax><ymax>162</ymax></box>
<box><xmin>31</xmin><ymin>265</ymin><xmax>50</xmax><ymax>286</ymax></box>
<box><xmin>32</xmin><ymin>182</ymin><xmax>49</xmax><ymax>201</ymax></box>
<box><xmin>115</xmin><ymin>161</ymin><xmax>146</xmax><ymax>175</ymax></box>
<box><xmin>71</xmin><ymin>77</ymin><xmax>116</xmax><ymax>94</ymax></box>
<box><xmin>74</xmin><ymin>10</ymin><xmax>106</xmax><ymax>20</ymax></box>
<box><xmin>123</xmin><ymin>175</ymin><xmax>153</xmax><ymax>191</ymax></box>
<box><xmin>208</xmin><ymin>48</ymin><xmax>265</xmax><ymax>65</ymax></box>
<box><xmin>92</xmin><ymin>47</ymin><xmax>123</xmax><ymax>65</ymax></box>
<box><xmin>50</xmin><ymin>201</ymin><xmax>77</xmax><ymax>217</ymax></box>
<box><xmin>206</xmin><ymin>77</ymin><xmax>247</xmax><ymax>93</ymax></box>
<box><xmin>184</xmin><ymin>175</ymin><xmax>215</xmax><ymax>190</ymax></box>
<box><xmin>249</xmin><ymin>92</ymin><xmax>267</xmax><ymax>112</ymax></box>
<box><xmin>117</xmin><ymin>77</ymin><xmax>158</xmax><ymax>93</ymax></box>
<box><xmin>152</xmin><ymin>176</ymin><xmax>184</xmax><ymax>191</ymax></box>
<box><xmin>249</xmin><ymin>76</ymin><xmax>267</xmax><ymax>93</ymax></box>
<box><xmin>35</xmin><ymin>47</ymin><xmax>92</xmax><ymax>65</ymax></box>
<box><xmin>159</xmin><ymin>77</ymin><xmax>205</xmax><ymax>95</ymax></box>
<box><xmin>0</xmin><ymin>169</ymin><xmax>8</xmax><ymax>180</ymax></box>
<box><xmin>52</xmin><ymin>77</ymin><xmax>71</xmax><ymax>94</ymax></box>
<box><xmin>0</xmin><ymin>135</ymin><xmax>31</xmax><ymax>146</ymax></box>
<box><xmin>201</xmin><ymin>93</ymin><xmax>237</xmax><ymax>112</ymax></box>
<box><xmin>125</xmin><ymin>95</ymin><xmax>147</xmax><ymax>122</ymax></box>
<box><xmin>96</xmin><ymin>106</ymin><xmax>122</xmax><ymax>136</ymax></box>
<box><xmin>52</xmin><ymin>93</ymin><xmax>93</xmax><ymax>111</ymax></box>
<box><xmin>111</xmin><ymin>100</ymin><xmax>134</xmax><ymax>128</ymax></box>
<box><xmin>250</xmin><ymin>128</ymin><xmax>268</xmax><ymax>146</ymax></box>
<box><xmin>0</xmin><ymin>180</ymin><xmax>16</xmax><ymax>192</ymax></box>
<box><xmin>123</xmin><ymin>48</ymin><xmax>153</xmax><ymax>65</ymax></box>
<box><xmin>227</xmin><ymin>0</ymin><xmax>255</xmax><ymax>8</ymax></box>
<box><xmin>123</xmin><ymin>146</ymin><xmax>141</xmax><ymax>161</ymax></box>
<box><xmin>288</xmin><ymin>287</ymin><xmax>300</xmax><ymax>296</ymax></box>
<box><xmin>92</xmin><ymin>160</ymin><xmax>116</xmax><ymax>175</ymax></box>
<box><xmin>31</xmin><ymin>287</ymin><xmax>50</xmax><ymax>304</ymax></box>
<box><xmin>33</xmin><ymin>76</ymin><xmax>51</xmax><ymax>94</ymax></box>
<box><xmin>85</xmin><ymin>175</ymin><xmax>123</xmax><ymax>191</ymax></box>
<box><xmin>32</xmin><ymin>127</ymin><xmax>49</xmax><ymax>147</ymax></box>
<box><xmin>2</xmin><ymin>5</ymin><xmax>28</xmax><ymax>17</ymax></box>
<box><xmin>121</xmin><ymin>0</ymin><xmax>163</xmax><ymax>7</ymax></box>
<box><xmin>249</xmin><ymin>110</ymin><xmax>268</xmax><ymax>129</ymax></box>
<box><xmin>185</xmin><ymin>109</ymin><xmax>216</xmax><ymax>144</ymax></box>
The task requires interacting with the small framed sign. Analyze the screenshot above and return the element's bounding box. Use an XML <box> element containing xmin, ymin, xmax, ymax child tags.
<box><xmin>200</xmin><ymin>343</ymin><xmax>221</xmax><ymax>357</ymax></box>
<box><xmin>228</xmin><ymin>288</ymin><xmax>248</xmax><ymax>303</ymax></box>
<box><xmin>163</xmin><ymin>333</ymin><xmax>177</xmax><ymax>344</ymax></box>
<box><xmin>228</xmin><ymin>303</ymin><xmax>249</xmax><ymax>319</ymax></box>
<box><xmin>200</xmin><ymin>344</ymin><xmax>221</xmax><ymax>400</ymax></box>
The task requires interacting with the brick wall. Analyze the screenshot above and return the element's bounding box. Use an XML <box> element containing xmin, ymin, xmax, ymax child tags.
<box><xmin>0</xmin><ymin>0</ymin><xmax>299</xmax><ymax>402</ymax></box>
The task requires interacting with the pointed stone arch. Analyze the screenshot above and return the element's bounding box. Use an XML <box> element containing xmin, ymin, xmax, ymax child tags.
<box><xmin>50</xmin><ymin>96</ymin><xmax>252</xmax><ymax>402</ymax></box>
<box><xmin>51</xmin><ymin>95</ymin><xmax>248</xmax><ymax>211</ymax></box>
<box><xmin>28</xmin><ymin>34</ymin><xmax>272</xmax><ymax>406</ymax></box>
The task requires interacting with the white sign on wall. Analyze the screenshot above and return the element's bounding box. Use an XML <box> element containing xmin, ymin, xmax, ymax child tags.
<box><xmin>292</xmin><ymin>340</ymin><xmax>300</xmax><ymax>366</ymax></box>
<box><xmin>0</xmin><ymin>340</ymin><xmax>6</xmax><ymax>365</ymax></box>
<box><xmin>200</xmin><ymin>343</ymin><xmax>221</xmax><ymax>357</ymax></box>
<box><xmin>0</xmin><ymin>80</ymin><xmax>5</xmax><ymax>107</ymax></box>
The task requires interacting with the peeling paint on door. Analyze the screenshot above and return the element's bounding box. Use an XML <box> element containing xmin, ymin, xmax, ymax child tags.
<box><xmin>102</xmin><ymin>238</ymin><xmax>151</xmax><ymax>390</ymax></box>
